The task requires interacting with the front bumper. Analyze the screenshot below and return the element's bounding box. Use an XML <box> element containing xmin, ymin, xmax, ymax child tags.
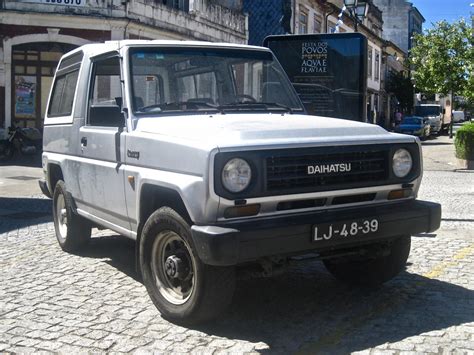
<box><xmin>191</xmin><ymin>200</ymin><xmax>441</xmax><ymax>266</ymax></box>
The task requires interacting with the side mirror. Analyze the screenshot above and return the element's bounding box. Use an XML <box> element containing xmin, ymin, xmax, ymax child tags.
<box><xmin>442</xmin><ymin>108</ymin><xmax>446</xmax><ymax>114</ymax></box>
<box><xmin>115</xmin><ymin>97</ymin><xmax>123</xmax><ymax>110</ymax></box>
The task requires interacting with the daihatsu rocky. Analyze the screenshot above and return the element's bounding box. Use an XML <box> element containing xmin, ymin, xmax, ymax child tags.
<box><xmin>40</xmin><ymin>40</ymin><xmax>441</xmax><ymax>323</ymax></box>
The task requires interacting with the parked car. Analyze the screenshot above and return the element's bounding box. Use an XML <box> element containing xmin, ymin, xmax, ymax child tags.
<box><xmin>414</xmin><ymin>104</ymin><xmax>443</xmax><ymax>135</ymax></box>
<box><xmin>452</xmin><ymin>110</ymin><xmax>465</xmax><ymax>123</ymax></box>
<box><xmin>40</xmin><ymin>40</ymin><xmax>441</xmax><ymax>324</ymax></box>
<box><xmin>396</xmin><ymin>116</ymin><xmax>431</xmax><ymax>140</ymax></box>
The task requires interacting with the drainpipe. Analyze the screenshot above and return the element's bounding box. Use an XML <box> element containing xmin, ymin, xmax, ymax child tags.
<box><xmin>293</xmin><ymin>0</ymin><xmax>297</xmax><ymax>34</ymax></box>
<box><xmin>325</xmin><ymin>7</ymin><xmax>335</xmax><ymax>33</ymax></box>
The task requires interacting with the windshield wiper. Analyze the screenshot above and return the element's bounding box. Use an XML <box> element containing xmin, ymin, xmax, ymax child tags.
<box><xmin>217</xmin><ymin>102</ymin><xmax>294</xmax><ymax>113</ymax></box>
<box><xmin>137</xmin><ymin>101</ymin><xmax>222</xmax><ymax>114</ymax></box>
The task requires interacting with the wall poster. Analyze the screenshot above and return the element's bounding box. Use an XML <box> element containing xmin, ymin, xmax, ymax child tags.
<box><xmin>15</xmin><ymin>76</ymin><xmax>37</xmax><ymax>119</ymax></box>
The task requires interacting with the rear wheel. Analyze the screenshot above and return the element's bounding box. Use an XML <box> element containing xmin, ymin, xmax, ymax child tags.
<box><xmin>140</xmin><ymin>207</ymin><xmax>235</xmax><ymax>324</ymax></box>
<box><xmin>323</xmin><ymin>235</ymin><xmax>411</xmax><ymax>287</ymax></box>
<box><xmin>53</xmin><ymin>180</ymin><xmax>91</xmax><ymax>252</ymax></box>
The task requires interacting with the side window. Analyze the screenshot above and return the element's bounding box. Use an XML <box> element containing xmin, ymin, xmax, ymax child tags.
<box><xmin>232</xmin><ymin>62</ymin><xmax>263</xmax><ymax>99</ymax></box>
<box><xmin>133</xmin><ymin>75</ymin><xmax>164</xmax><ymax>110</ymax></box>
<box><xmin>48</xmin><ymin>70</ymin><xmax>79</xmax><ymax>116</ymax></box>
<box><xmin>176</xmin><ymin>72</ymin><xmax>217</xmax><ymax>104</ymax></box>
<box><xmin>88</xmin><ymin>57</ymin><xmax>124</xmax><ymax>127</ymax></box>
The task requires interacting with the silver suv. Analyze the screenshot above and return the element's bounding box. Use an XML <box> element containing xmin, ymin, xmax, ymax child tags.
<box><xmin>40</xmin><ymin>40</ymin><xmax>441</xmax><ymax>324</ymax></box>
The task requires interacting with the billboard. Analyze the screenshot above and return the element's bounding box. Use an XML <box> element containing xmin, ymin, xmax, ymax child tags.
<box><xmin>264</xmin><ymin>33</ymin><xmax>368</xmax><ymax>122</ymax></box>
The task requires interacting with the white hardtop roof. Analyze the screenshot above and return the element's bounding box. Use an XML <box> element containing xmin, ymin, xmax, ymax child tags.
<box><xmin>64</xmin><ymin>40</ymin><xmax>270</xmax><ymax>59</ymax></box>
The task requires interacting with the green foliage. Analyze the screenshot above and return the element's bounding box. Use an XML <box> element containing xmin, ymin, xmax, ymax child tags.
<box><xmin>410</xmin><ymin>20</ymin><xmax>473</xmax><ymax>101</ymax></box>
<box><xmin>454</xmin><ymin>122</ymin><xmax>474</xmax><ymax>160</ymax></box>
<box><xmin>386</xmin><ymin>71</ymin><xmax>414</xmax><ymax>113</ymax></box>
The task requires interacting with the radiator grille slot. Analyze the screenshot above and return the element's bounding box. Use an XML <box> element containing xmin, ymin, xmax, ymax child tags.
<box><xmin>266</xmin><ymin>149</ymin><xmax>388</xmax><ymax>192</ymax></box>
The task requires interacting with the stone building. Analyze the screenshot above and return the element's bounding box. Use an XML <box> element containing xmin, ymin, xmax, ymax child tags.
<box><xmin>380</xmin><ymin>39</ymin><xmax>408</xmax><ymax>128</ymax></box>
<box><xmin>371</xmin><ymin>0</ymin><xmax>424</xmax><ymax>53</ymax></box>
<box><xmin>0</xmin><ymin>0</ymin><xmax>247</xmax><ymax>133</ymax></box>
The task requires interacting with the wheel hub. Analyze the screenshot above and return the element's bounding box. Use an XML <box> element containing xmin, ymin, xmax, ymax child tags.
<box><xmin>165</xmin><ymin>255</ymin><xmax>187</xmax><ymax>279</ymax></box>
<box><xmin>151</xmin><ymin>231</ymin><xmax>195</xmax><ymax>305</ymax></box>
<box><xmin>60</xmin><ymin>208</ymin><xmax>67</xmax><ymax>225</ymax></box>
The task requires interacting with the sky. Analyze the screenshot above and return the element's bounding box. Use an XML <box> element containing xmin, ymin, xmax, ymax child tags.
<box><xmin>410</xmin><ymin>0</ymin><xmax>472</xmax><ymax>29</ymax></box>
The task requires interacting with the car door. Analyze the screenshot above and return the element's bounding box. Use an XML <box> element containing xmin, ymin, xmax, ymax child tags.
<box><xmin>76</xmin><ymin>53</ymin><xmax>130</xmax><ymax>233</ymax></box>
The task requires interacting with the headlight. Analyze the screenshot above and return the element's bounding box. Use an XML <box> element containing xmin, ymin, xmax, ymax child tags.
<box><xmin>222</xmin><ymin>158</ymin><xmax>252</xmax><ymax>193</ymax></box>
<box><xmin>392</xmin><ymin>149</ymin><xmax>413</xmax><ymax>178</ymax></box>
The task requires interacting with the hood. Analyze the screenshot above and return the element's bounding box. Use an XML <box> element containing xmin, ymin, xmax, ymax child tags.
<box><xmin>134</xmin><ymin>113</ymin><xmax>414</xmax><ymax>149</ymax></box>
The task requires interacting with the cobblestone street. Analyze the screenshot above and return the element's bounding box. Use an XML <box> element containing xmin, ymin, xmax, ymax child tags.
<box><xmin>1</xmin><ymin>135</ymin><xmax>473</xmax><ymax>354</ymax></box>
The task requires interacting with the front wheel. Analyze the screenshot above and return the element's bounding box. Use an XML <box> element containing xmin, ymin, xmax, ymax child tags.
<box><xmin>323</xmin><ymin>235</ymin><xmax>411</xmax><ymax>287</ymax></box>
<box><xmin>140</xmin><ymin>207</ymin><xmax>235</xmax><ymax>324</ymax></box>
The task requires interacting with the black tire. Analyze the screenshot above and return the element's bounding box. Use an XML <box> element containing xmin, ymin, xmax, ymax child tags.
<box><xmin>52</xmin><ymin>180</ymin><xmax>91</xmax><ymax>252</ymax></box>
<box><xmin>139</xmin><ymin>207</ymin><xmax>235</xmax><ymax>324</ymax></box>
<box><xmin>323</xmin><ymin>235</ymin><xmax>411</xmax><ymax>287</ymax></box>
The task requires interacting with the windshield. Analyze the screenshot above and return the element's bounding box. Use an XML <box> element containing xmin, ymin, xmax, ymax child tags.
<box><xmin>402</xmin><ymin>117</ymin><xmax>422</xmax><ymax>125</ymax></box>
<box><xmin>129</xmin><ymin>47</ymin><xmax>304</xmax><ymax>115</ymax></box>
<box><xmin>415</xmin><ymin>106</ymin><xmax>441</xmax><ymax>116</ymax></box>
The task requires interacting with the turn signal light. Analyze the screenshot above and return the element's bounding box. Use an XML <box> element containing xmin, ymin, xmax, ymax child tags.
<box><xmin>224</xmin><ymin>204</ymin><xmax>260</xmax><ymax>218</ymax></box>
<box><xmin>388</xmin><ymin>188</ymin><xmax>412</xmax><ymax>200</ymax></box>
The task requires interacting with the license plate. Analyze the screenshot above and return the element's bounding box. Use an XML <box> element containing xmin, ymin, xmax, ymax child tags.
<box><xmin>313</xmin><ymin>219</ymin><xmax>379</xmax><ymax>242</ymax></box>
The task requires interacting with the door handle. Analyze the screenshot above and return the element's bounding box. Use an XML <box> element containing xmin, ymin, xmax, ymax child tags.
<box><xmin>81</xmin><ymin>137</ymin><xmax>87</xmax><ymax>147</ymax></box>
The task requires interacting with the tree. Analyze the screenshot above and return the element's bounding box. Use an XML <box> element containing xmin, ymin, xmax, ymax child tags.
<box><xmin>386</xmin><ymin>71</ymin><xmax>414</xmax><ymax>114</ymax></box>
<box><xmin>409</xmin><ymin>20</ymin><xmax>473</xmax><ymax>102</ymax></box>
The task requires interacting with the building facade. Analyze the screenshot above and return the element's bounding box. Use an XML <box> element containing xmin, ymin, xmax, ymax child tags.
<box><xmin>0</xmin><ymin>0</ymin><xmax>247</xmax><ymax>133</ymax></box>
<box><xmin>371</xmin><ymin>0</ymin><xmax>424</xmax><ymax>53</ymax></box>
<box><xmin>381</xmin><ymin>40</ymin><xmax>408</xmax><ymax>128</ymax></box>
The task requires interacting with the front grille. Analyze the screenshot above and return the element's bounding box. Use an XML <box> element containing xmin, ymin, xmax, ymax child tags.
<box><xmin>266</xmin><ymin>148</ymin><xmax>388</xmax><ymax>193</ymax></box>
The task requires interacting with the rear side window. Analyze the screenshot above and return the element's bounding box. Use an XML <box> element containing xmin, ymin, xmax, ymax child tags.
<box><xmin>48</xmin><ymin>70</ymin><xmax>79</xmax><ymax>117</ymax></box>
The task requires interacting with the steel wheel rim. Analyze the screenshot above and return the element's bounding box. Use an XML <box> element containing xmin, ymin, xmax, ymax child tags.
<box><xmin>151</xmin><ymin>230</ymin><xmax>196</xmax><ymax>305</ymax></box>
<box><xmin>56</xmin><ymin>193</ymin><xmax>68</xmax><ymax>241</ymax></box>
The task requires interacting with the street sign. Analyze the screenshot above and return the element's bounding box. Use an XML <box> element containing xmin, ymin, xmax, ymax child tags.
<box><xmin>16</xmin><ymin>0</ymin><xmax>86</xmax><ymax>6</ymax></box>
<box><xmin>264</xmin><ymin>33</ymin><xmax>368</xmax><ymax>122</ymax></box>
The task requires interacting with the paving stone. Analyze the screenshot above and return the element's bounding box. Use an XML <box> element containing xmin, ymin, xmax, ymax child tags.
<box><xmin>1</xmin><ymin>149</ymin><xmax>473</xmax><ymax>354</ymax></box>
<box><xmin>369</xmin><ymin>350</ymin><xmax>397</xmax><ymax>355</ymax></box>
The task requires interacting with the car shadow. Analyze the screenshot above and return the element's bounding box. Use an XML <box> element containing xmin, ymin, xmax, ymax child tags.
<box><xmin>77</xmin><ymin>234</ymin><xmax>139</xmax><ymax>282</ymax></box>
<box><xmin>0</xmin><ymin>197</ymin><xmax>52</xmax><ymax>234</ymax></box>
<box><xmin>79</xmin><ymin>232</ymin><xmax>474</xmax><ymax>354</ymax></box>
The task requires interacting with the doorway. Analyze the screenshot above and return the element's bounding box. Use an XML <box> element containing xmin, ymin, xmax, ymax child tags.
<box><xmin>11</xmin><ymin>42</ymin><xmax>77</xmax><ymax>129</ymax></box>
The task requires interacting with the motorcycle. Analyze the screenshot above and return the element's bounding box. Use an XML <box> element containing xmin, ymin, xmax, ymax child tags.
<box><xmin>0</xmin><ymin>125</ymin><xmax>42</xmax><ymax>161</ymax></box>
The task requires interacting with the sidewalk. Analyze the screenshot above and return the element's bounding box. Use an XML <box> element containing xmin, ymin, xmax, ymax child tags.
<box><xmin>0</xmin><ymin>164</ymin><xmax>44</xmax><ymax>198</ymax></box>
<box><xmin>421</xmin><ymin>135</ymin><xmax>459</xmax><ymax>171</ymax></box>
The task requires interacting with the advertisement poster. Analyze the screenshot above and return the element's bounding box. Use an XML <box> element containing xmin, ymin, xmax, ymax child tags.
<box><xmin>15</xmin><ymin>76</ymin><xmax>37</xmax><ymax>119</ymax></box>
<box><xmin>264</xmin><ymin>33</ymin><xmax>367</xmax><ymax>122</ymax></box>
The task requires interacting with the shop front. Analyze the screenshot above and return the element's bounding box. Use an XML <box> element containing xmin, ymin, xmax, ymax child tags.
<box><xmin>1</xmin><ymin>29</ymin><xmax>93</xmax><ymax>137</ymax></box>
<box><xmin>11</xmin><ymin>42</ymin><xmax>76</xmax><ymax>129</ymax></box>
